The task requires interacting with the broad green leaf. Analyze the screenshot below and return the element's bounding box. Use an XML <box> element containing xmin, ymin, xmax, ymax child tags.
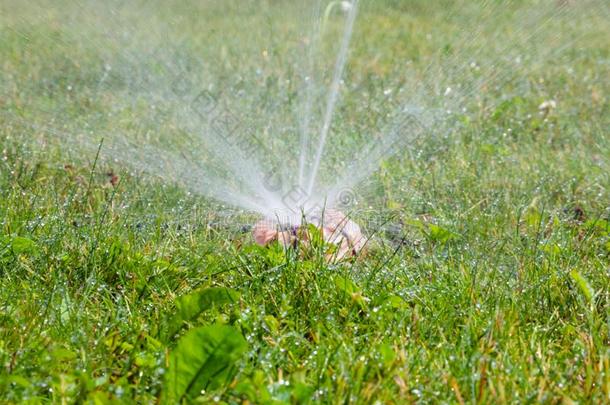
<box><xmin>334</xmin><ymin>275</ymin><xmax>368</xmax><ymax>308</ymax></box>
<box><xmin>8</xmin><ymin>375</ymin><xmax>31</xmax><ymax>389</ymax></box>
<box><xmin>49</xmin><ymin>347</ymin><xmax>76</xmax><ymax>362</ymax></box>
<box><xmin>263</xmin><ymin>315</ymin><xmax>280</xmax><ymax>334</ymax></box>
<box><xmin>334</xmin><ymin>275</ymin><xmax>360</xmax><ymax>295</ymax></box>
<box><xmin>167</xmin><ymin>287</ymin><xmax>240</xmax><ymax>340</ymax></box>
<box><xmin>11</xmin><ymin>236</ymin><xmax>38</xmax><ymax>255</ymax></box>
<box><xmin>426</xmin><ymin>224</ymin><xmax>457</xmax><ymax>244</ymax></box>
<box><xmin>377</xmin><ymin>342</ymin><xmax>396</xmax><ymax>367</ymax></box>
<box><xmin>569</xmin><ymin>269</ymin><xmax>595</xmax><ymax>304</ymax></box>
<box><xmin>162</xmin><ymin>325</ymin><xmax>247</xmax><ymax>404</ymax></box>
<box><xmin>375</xmin><ymin>294</ymin><xmax>407</xmax><ymax>311</ymax></box>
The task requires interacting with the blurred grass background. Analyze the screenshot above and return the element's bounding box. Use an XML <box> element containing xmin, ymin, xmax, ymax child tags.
<box><xmin>0</xmin><ymin>0</ymin><xmax>609</xmax><ymax>403</ymax></box>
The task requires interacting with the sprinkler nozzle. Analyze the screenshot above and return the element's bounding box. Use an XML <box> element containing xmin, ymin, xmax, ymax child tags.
<box><xmin>252</xmin><ymin>209</ymin><xmax>365</xmax><ymax>262</ymax></box>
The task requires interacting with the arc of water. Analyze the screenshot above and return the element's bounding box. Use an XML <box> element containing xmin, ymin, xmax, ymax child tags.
<box><xmin>34</xmin><ymin>3</ymin><xmax>280</xmax><ymax>213</ymax></box>
<box><xmin>5</xmin><ymin>111</ymin><xmax>274</xmax><ymax>215</ymax></box>
<box><xmin>297</xmin><ymin>0</ymin><xmax>323</xmax><ymax>191</ymax></box>
<box><xmin>324</xmin><ymin>1</ymin><xmax>586</xmax><ymax>204</ymax></box>
<box><xmin>305</xmin><ymin>0</ymin><xmax>360</xmax><ymax>198</ymax></box>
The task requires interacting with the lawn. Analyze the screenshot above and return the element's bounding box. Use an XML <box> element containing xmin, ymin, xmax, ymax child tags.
<box><xmin>0</xmin><ymin>0</ymin><xmax>609</xmax><ymax>403</ymax></box>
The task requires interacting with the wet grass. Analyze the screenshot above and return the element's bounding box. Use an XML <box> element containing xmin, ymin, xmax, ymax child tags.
<box><xmin>1</xmin><ymin>0</ymin><xmax>609</xmax><ymax>403</ymax></box>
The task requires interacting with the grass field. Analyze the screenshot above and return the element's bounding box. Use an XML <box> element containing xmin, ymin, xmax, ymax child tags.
<box><xmin>1</xmin><ymin>0</ymin><xmax>609</xmax><ymax>403</ymax></box>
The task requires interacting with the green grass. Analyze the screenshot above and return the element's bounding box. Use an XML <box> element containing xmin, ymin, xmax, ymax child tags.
<box><xmin>1</xmin><ymin>1</ymin><xmax>609</xmax><ymax>403</ymax></box>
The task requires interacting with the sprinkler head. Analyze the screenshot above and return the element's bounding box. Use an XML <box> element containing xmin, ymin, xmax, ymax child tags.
<box><xmin>252</xmin><ymin>209</ymin><xmax>366</xmax><ymax>262</ymax></box>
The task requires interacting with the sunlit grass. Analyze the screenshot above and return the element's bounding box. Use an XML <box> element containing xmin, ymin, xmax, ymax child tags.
<box><xmin>1</xmin><ymin>0</ymin><xmax>609</xmax><ymax>403</ymax></box>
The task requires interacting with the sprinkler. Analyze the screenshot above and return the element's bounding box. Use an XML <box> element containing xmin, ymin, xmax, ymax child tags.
<box><xmin>252</xmin><ymin>209</ymin><xmax>366</xmax><ymax>262</ymax></box>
